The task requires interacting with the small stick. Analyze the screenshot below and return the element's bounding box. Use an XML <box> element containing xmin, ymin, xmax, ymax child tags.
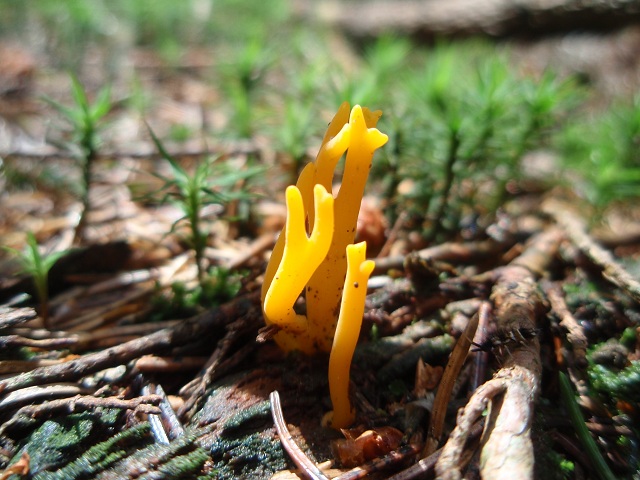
<box><xmin>0</xmin><ymin>307</ymin><xmax>37</xmax><ymax>329</ymax></box>
<box><xmin>543</xmin><ymin>200</ymin><xmax>640</xmax><ymax>302</ymax></box>
<box><xmin>373</xmin><ymin>238</ymin><xmax>510</xmax><ymax>274</ymax></box>
<box><xmin>435</xmin><ymin>378</ymin><xmax>507</xmax><ymax>480</ymax></box>
<box><xmin>0</xmin><ymin>384</ymin><xmax>83</xmax><ymax>412</ymax></box>
<box><xmin>388</xmin><ymin>422</ymin><xmax>484</xmax><ymax>480</ymax></box>
<box><xmin>376</xmin><ymin>210</ymin><xmax>408</xmax><ymax>259</ymax></box>
<box><xmin>0</xmin><ymin>394</ymin><xmax>161</xmax><ymax>435</ymax></box>
<box><xmin>133</xmin><ymin>355</ymin><xmax>207</xmax><ymax>373</ymax></box>
<box><xmin>0</xmin><ymin>359</ymin><xmax>66</xmax><ymax>375</ymax></box>
<box><xmin>542</xmin><ymin>280</ymin><xmax>588</xmax><ymax>367</ymax></box>
<box><xmin>424</xmin><ymin>302</ymin><xmax>483</xmax><ymax>455</ymax></box>
<box><xmin>471</xmin><ymin>302</ymin><xmax>493</xmax><ymax>390</ymax></box>
<box><xmin>0</xmin><ymin>335</ymin><xmax>79</xmax><ymax>349</ymax></box>
<box><xmin>155</xmin><ymin>383</ymin><xmax>185</xmax><ymax>440</ymax></box>
<box><xmin>0</xmin><ymin>291</ymin><xmax>259</xmax><ymax>396</ymax></box>
<box><xmin>270</xmin><ymin>391</ymin><xmax>330</xmax><ymax>480</ymax></box>
<box><xmin>178</xmin><ymin>314</ymin><xmax>260</xmax><ymax>420</ymax></box>
<box><xmin>141</xmin><ymin>383</ymin><xmax>178</xmax><ymax>445</ymax></box>
<box><xmin>335</xmin><ymin>444</ymin><xmax>422</xmax><ymax>480</ymax></box>
<box><xmin>226</xmin><ymin>232</ymin><xmax>276</xmax><ymax>270</ymax></box>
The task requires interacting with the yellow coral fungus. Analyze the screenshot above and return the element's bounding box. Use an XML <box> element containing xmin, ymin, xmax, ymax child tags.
<box><xmin>262</xmin><ymin>102</ymin><xmax>387</xmax><ymax>428</ymax></box>
<box><xmin>328</xmin><ymin>242</ymin><xmax>375</xmax><ymax>428</ymax></box>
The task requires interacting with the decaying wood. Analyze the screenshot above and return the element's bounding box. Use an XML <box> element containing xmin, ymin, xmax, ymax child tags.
<box><xmin>543</xmin><ymin>200</ymin><xmax>640</xmax><ymax>303</ymax></box>
<box><xmin>0</xmin><ymin>394</ymin><xmax>162</xmax><ymax>435</ymax></box>
<box><xmin>436</xmin><ymin>227</ymin><xmax>561</xmax><ymax>479</ymax></box>
<box><xmin>313</xmin><ymin>0</ymin><xmax>640</xmax><ymax>38</ymax></box>
<box><xmin>0</xmin><ymin>291</ymin><xmax>259</xmax><ymax>396</ymax></box>
<box><xmin>424</xmin><ymin>302</ymin><xmax>483</xmax><ymax>455</ymax></box>
<box><xmin>178</xmin><ymin>310</ymin><xmax>263</xmax><ymax>420</ymax></box>
<box><xmin>0</xmin><ymin>307</ymin><xmax>37</xmax><ymax>329</ymax></box>
<box><xmin>542</xmin><ymin>279</ymin><xmax>589</xmax><ymax>367</ymax></box>
<box><xmin>373</xmin><ymin>237</ymin><xmax>511</xmax><ymax>275</ymax></box>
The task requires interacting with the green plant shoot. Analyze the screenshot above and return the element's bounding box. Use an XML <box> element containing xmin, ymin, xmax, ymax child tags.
<box><xmin>45</xmin><ymin>75</ymin><xmax>112</xmax><ymax>244</ymax></box>
<box><xmin>148</xmin><ymin>127</ymin><xmax>261</xmax><ymax>287</ymax></box>
<box><xmin>558</xmin><ymin>372</ymin><xmax>616</xmax><ymax>480</ymax></box>
<box><xmin>4</xmin><ymin>233</ymin><xmax>68</xmax><ymax>329</ymax></box>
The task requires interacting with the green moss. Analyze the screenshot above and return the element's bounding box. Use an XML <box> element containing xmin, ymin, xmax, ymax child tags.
<box><xmin>37</xmin><ymin>423</ymin><xmax>151</xmax><ymax>480</ymax></box>
<box><xmin>220</xmin><ymin>400</ymin><xmax>271</xmax><ymax>435</ymax></box>
<box><xmin>208</xmin><ymin>432</ymin><xmax>286</xmax><ymax>480</ymax></box>
<box><xmin>150</xmin><ymin>442</ymin><xmax>210</xmax><ymax>479</ymax></box>
<box><xmin>10</xmin><ymin>409</ymin><xmax>126</xmax><ymax>478</ymax></box>
<box><xmin>588</xmin><ymin>361</ymin><xmax>640</xmax><ymax>404</ymax></box>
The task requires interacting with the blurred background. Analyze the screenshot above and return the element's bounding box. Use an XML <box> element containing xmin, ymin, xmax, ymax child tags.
<box><xmin>1</xmin><ymin>0</ymin><xmax>639</xmax><ymax>243</ymax></box>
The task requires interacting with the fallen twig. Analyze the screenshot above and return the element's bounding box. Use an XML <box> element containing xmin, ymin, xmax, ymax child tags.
<box><xmin>0</xmin><ymin>291</ymin><xmax>259</xmax><ymax>396</ymax></box>
<box><xmin>436</xmin><ymin>227</ymin><xmax>562</xmax><ymax>479</ymax></box>
<box><xmin>335</xmin><ymin>443</ymin><xmax>422</xmax><ymax>480</ymax></box>
<box><xmin>133</xmin><ymin>355</ymin><xmax>207</xmax><ymax>373</ymax></box>
<box><xmin>389</xmin><ymin>422</ymin><xmax>483</xmax><ymax>480</ymax></box>
<box><xmin>0</xmin><ymin>307</ymin><xmax>37</xmax><ymax>329</ymax></box>
<box><xmin>270</xmin><ymin>390</ymin><xmax>330</xmax><ymax>480</ymax></box>
<box><xmin>0</xmin><ymin>334</ymin><xmax>79</xmax><ymax>349</ymax></box>
<box><xmin>373</xmin><ymin>238</ymin><xmax>512</xmax><ymax>275</ymax></box>
<box><xmin>178</xmin><ymin>311</ymin><xmax>262</xmax><ymax>420</ymax></box>
<box><xmin>542</xmin><ymin>279</ymin><xmax>589</xmax><ymax>367</ymax></box>
<box><xmin>424</xmin><ymin>302</ymin><xmax>484</xmax><ymax>455</ymax></box>
<box><xmin>435</xmin><ymin>378</ymin><xmax>507</xmax><ymax>480</ymax></box>
<box><xmin>0</xmin><ymin>384</ymin><xmax>83</xmax><ymax>413</ymax></box>
<box><xmin>543</xmin><ymin>200</ymin><xmax>640</xmax><ymax>302</ymax></box>
<box><xmin>0</xmin><ymin>393</ymin><xmax>162</xmax><ymax>436</ymax></box>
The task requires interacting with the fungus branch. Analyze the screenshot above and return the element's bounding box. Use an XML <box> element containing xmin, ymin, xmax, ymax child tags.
<box><xmin>262</xmin><ymin>103</ymin><xmax>387</xmax><ymax>428</ymax></box>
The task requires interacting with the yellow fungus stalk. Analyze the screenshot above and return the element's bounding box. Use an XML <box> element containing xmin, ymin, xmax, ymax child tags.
<box><xmin>262</xmin><ymin>102</ymin><xmax>387</xmax><ymax>427</ymax></box>
<box><xmin>262</xmin><ymin>184</ymin><xmax>334</xmax><ymax>335</ymax></box>
<box><xmin>328</xmin><ymin>242</ymin><xmax>375</xmax><ymax>428</ymax></box>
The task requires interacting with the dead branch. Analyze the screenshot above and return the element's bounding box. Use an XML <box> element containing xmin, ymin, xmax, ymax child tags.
<box><xmin>133</xmin><ymin>355</ymin><xmax>207</xmax><ymax>372</ymax></box>
<box><xmin>0</xmin><ymin>384</ymin><xmax>83</xmax><ymax>412</ymax></box>
<box><xmin>334</xmin><ymin>444</ymin><xmax>421</xmax><ymax>480</ymax></box>
<box><xmin>424</xmin><ymin>302</ymin><xmax>484</xmax><ymax>455</ymax></box>
<box><xmin>178</xmin><ymin>312</ymin><xmax>263</xmax><ymax>420</ymax></box>
<box><xmin>0</xmin><ymin>291</ymin><xmax>260</xmax><ymax>396</ymax></box>
<box><xmin>142</xmin><ymin>382</ymin><xmax>185</xmax><ymax>445</ymax></box>
<box><xmin>314</xmin><ymin>0</ymin><xmax>640</xmax><ymax>38</ymax></box>
<box><xmin>0</xmin><ymin>359</ymin><xmax>67</xmax><ymax>375</ymax></box>
<box><xmin>156</xmin><ymin>383</ymin><xmax>185</xmax><ymax>440</ymax></box>
<box><xmin>542</xmin><ymin>280</ymin><xmax>589</xmax><ymax>367</ymax></box>
<box><xmin>543</xmin><ymin>200</ymin><xmax>640</xmax><ymax>303</ymax></box>
<box><xmin>436</xmin><ymin>227</ymin><xmax>561</xmax><ymax>479</ymax></box>
<box><xmin>373</xmin><ymin>238</ymin><xmax>510</xmax><ymax>275</ymax></box>
<box><xmin>387</xmin><ymin>422</ymin><xmax>484</xmax><ymax>480</ymax></box>
<box><xmin>0</xmin><ymin>334</ymin><xmax>79</xmax><ymax>349</ymax></box>
<box><xmin>0</xmin><ymin>394</ymin><xmax>162</xmax><ymax>435</ymax></box>
<box><xmin>435</xmin><ymin>379</ymin><xmax>505</xmax><ymax>479</ymax></box>
<box><xmin>0</xmin><ymin>307</ymin><xmax>37</xmax><ymax>329</ymax></box>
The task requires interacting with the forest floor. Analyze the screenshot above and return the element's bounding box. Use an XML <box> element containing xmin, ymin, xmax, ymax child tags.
<box><xmin>1</xmin><ymin>5</ymin><xmax>640</xmax><ymax>480</ymax></box>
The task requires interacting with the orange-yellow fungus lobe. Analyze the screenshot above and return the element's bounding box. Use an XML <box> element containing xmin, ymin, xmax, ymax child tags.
<box><xmin>261</xmin><ymin>102</ymin><xmax>387</xmax><ymax>427</ymax></box>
